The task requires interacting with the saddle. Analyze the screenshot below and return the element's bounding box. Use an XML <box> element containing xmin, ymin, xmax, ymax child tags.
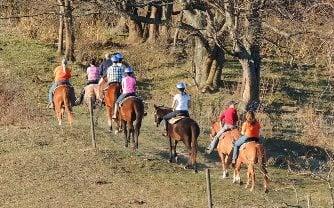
<box><xmin>168</xmin><ymin>113</ymin><xmax>189</xmax><ymax>124</ymax></box>
<box><xmin>239</xmin><ymin>137</ymin><xmax>260</xmax><ymax>151</ymax></box>
<box><xmin>52</xmin><ymin>82</ymin><xmax>76</xmax><ymax>106</ymax></box>
<box><xmin>120</xmin><ymin>95</ymin><xmax>140</xmax><ymax>106</ymax></box>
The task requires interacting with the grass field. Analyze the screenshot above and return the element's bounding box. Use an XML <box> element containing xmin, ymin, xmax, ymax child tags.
<box><xmin>0</xmin><ymin>30</ymin><xmax>333</xmax><ymax>207</ymax></box>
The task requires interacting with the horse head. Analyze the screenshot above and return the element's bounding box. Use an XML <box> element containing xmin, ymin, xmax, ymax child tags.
<box><xmin>210</xmin><ymin>120</ymin><xmax>221</xmax><ymax>138</ymax></box>
<box><xmin>153</xmin><ymin>104</ymin><xmax>172</xmax><ymax>127</ymax></box>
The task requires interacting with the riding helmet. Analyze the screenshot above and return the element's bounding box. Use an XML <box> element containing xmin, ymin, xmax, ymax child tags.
<box><xmin>176</xmin><ymin>82</ymin><xmax>186</xmax><ymax>89</ymax></box>
<box><xmin>115</xmin><ymin>52</ymin><xmax>124</xmax><ymax>60</ymax></box>
<box><xmin>111</xmin><ymin>55</ymin><xmax>118</xmax><ymax>63</ymax></box>
<box><xmin>124</xmin><ymin>66</ymin><xmax>133</xmax><ymax>73</ymax></box>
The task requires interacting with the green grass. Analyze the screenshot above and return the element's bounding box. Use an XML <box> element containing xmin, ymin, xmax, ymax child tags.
<box><xmin>0</xmin><ymin>30</ymin><xmax>333</xmax><ymax>207</ymax></box>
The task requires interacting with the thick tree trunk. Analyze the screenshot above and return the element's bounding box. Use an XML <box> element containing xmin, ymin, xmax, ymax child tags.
<box><xmin>240</xmin><ymin>0</ymin><xmax>262</xmax><ymax>110</ymax></box>
<box><xmin>160</xmin><ymin>1</ymin><xmax>173</xmax><ymax>43</ymax></box>
<box><xmin>147</xmin><ymin>5</ymin><xmax>162</xmax><ymax>43</ymax></box>
<box><xmin>240</xmin><ymin>58</ymin><xmax>260</xmax><ymax>110</ymax></box>
<box><xmin>64</xmin><ymin>0</ymin><xmax>75</xmax><ymax>61</ymax></box>
<box><xmin>57</xmin><ymin>0</ymin><xmax>65</xmax><ymax>56</ymax></box>
<box><xmin>127</xmin><ymin>8</ymin><xmax>143</xmax><ymax>44</ymax></box>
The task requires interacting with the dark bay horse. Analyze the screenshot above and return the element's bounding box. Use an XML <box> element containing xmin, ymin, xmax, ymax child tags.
<box><xmin>154</xmin><ymin>105</ymin><xmax>200</xmax><ymax>173</ymax></box>
<box><xmin>118</xmin><ymin>97</ymin><xmax>145</xmax><ymax>149</ymax></box>
<box><xmin>210</xmin><ymin>121</ymin><xmax>269</xmax><ymax>192</ymax></box>
<box><xmin>53</xmin><ymin>85</ymin><xmax>73</xmax><ymax>126</ymax></box>
<box><xmin>104</xmin><ymin>83</ymin><xmax>121</xmax><ymax>132</ymax></box>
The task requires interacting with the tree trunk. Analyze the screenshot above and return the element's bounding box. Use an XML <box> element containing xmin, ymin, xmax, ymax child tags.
<box><xmin>127</xmin><ymin>8</ymin><xmax>143</xmax><ymax>44</ymax></box>
<box><xmin>240</xmin><ymin>58</ymin><xmax>260</xmax><ymax>110</ymax></box>
<box><xmin>115</xmin><ymin>16</ymin><xmax>128</xmax><ymax>34</ymax></box>
<box><xmin>57</xmin><ymin>0</ymin><xmax>65</xmax><ymax>56</ymax></box>
<box><xmin>147</xmin><ymin>5</ymin><xmax>162</xmax><ymax>43</ymax></box>
<box><xmin>64</xmin><ymin>0</ymin><xmax>75</xmax><ymax>61</ymax></box>
<box><xmin>160</xmin><ymin>1</ymin><xmax>173</xmax><ymax>43</ymax></box>
<box><xmin>240</xmin><ymin>0</ymin><xmax>262</xmax><ymax>110</ymax></box>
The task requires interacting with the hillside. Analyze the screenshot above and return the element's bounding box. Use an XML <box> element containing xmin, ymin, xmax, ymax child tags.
<box><xmin>0</xmin><ymin>29</ymin><xmax>333</xmax><ymax>207</ymax></box>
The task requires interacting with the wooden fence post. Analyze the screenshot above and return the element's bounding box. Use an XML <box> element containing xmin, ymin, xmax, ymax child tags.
<box><xmin>206</xmin><ymin>168</ymin><xmax>213</xmax><ymax>208</ymax></box>
<box><xmin>90</xmin><ymin>97</ymin><xmax>96</xmax><ymax>148</ymax></box>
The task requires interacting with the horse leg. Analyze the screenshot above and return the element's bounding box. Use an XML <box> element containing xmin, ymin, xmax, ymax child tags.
<box><xmin>249</xmin><ymin>163</ymin><xmax>255</xmax><ymax>192</ymax></box>
<box><xmin>123</xmin><ymin>120</ymin><xmax>128</xmax><ymax>147</ymax></box>
<box><xmin>233</xmin><ymin>161</ymin><xmax>242</xmax><ymax>185</ymax></box>
<box><xmin>219</xmin><ymin>153</ymin><xmax>228</xmax><ymax>178</ymax></box>
<box><xmin>183</xmin><ymin>137</ymin><xmax>193</xmax><ymax>170</ymax></box>
<box><xmin>55</xmin><ymin>105</ymin><xmax>62</xmax><ymax>126</ymax></box>
<box><xmin>106</xmin><ymin>107</ymin><xmax>113</xmax><ymax>132</ymax></box>
<box><xmin>128</xmin><ymin>121</ymin><xmax>135</xmax><ymax>149</ymax></box>
<box><xmin>174</xmin><ymin>141</ymin><xmax>178</xmax><ymax>163</ymax></box>
<box><xmin>245</xmin><ymin>164</ymin><xmax>251</xmax><ymax>189</ymax></box>
<box><xmin>168</xmin><ymin>137</ymin><xmax>173</xmax><ymax>163</ymax></box>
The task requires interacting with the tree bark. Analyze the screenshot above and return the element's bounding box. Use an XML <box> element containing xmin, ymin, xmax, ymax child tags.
<box><xmin>127</xmin><ymin>8</ymin><xmax>143</xmax><ymax>44</ymax></box>
<box><xmin>64</xmin><ymin>0</ymin><xmax>75</xmax><ymax>61</ymax></box>
<box><xmin>57</xmin><ymin>0</ymin><xmax>65</xmax><ymax>56</ymax></box>
<box><xmin>160</xmin><ymin>0</ymin><xmax>173</xmax><ymax>43</ymax></box>
<box><xmin>147</xmin><ymin>5</ymin><xmax>162</xmax><ymax>43</ymax></box>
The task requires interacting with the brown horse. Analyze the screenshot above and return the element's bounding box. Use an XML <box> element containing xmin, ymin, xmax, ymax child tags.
<box><xmin>154</xmin><ymin>105</ymin><xmax>200</xmax><ymax>173</ymax></box>
<box><xmin>118</xmin><ymin>97</ymin><xmax>145</xmax><ymax>149</ymax></box>
<box><xmin>53</xmin><ymin>85</ymin><xmax>73</xmax><ymax>126</ymax></box>
<box><xmin>104</xmin><ymin>83</ymin><xmax>121</xmax><ymax>132</ymax></box>
<box><xmin>210</xmin><ymin>121</ymin><xmax>269</xmax><ymax>192</ymax></box>
<box><xmin>83</xmin><ymin>84</ymin><xmax>99</xmax><ymax>107</ymax></box>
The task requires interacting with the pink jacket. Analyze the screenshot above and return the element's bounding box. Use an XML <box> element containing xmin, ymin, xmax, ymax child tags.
<box><xmin>122</xmin><ymin>76</ymin><xmax>136</xmax><ymax>94</ymax></box>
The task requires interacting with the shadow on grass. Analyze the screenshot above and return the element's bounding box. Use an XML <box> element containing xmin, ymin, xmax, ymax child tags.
<box><xmin>157</xmin><ymin>148</ymin><xmax>211</xmax><ymax>172</ymax></box>
<box><xmin>264</xmin><ymin>137</ymin><xmax>332</xmax><ymax>172</ymax></box>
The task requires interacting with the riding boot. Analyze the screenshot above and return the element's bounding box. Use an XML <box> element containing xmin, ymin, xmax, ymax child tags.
<box><xmin>112</xmin><ymin>103</ymin><xmax>119</xmax><ymax>119</ymax></box>
<box><xmin>206</xmin><ymin>137</ymin><xmax>219</xmax><ymax>154</ymax></box>
<box><xmin>162</xmin><ymin>120</ymin><xmax>168</xmax><ymax>137</ymax></box>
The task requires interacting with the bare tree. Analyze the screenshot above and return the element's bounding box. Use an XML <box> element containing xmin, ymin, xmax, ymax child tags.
<box><xmin>57</xmin><ymin>0</ymin><xmax>65</xmax><ymax>56</ymax></box>
<box><xmin>64</xmin><ymin>0</ymin><xmax>75</xmax><ymax>61</ymax></box>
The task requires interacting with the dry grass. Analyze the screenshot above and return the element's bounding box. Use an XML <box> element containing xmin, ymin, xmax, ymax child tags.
<box><xmin>1</xmin><ymin>28</ymin><xmax>334</xmax><ymax>207</ymax></box>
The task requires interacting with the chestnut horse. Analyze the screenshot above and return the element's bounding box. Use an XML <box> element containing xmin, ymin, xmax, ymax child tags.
<box><xmin>154</xmin><ymin>105</ymin><xmax>200</xmax><ymax>173</ymax></box>
<box><xmin>104</xmin><ymin>83</ymin><xmax>121</xmax><ymax>132</ymax></box>
<box><xmin>53</xmin><ymin>85</ymin><xmax>73</xmax><ymax>126</ymax></box>
<box><xmin>210</xmin><ymin>121</ymin><xmax>269</xmax><ymax>192</ymax></box>
<box><xmin>118</xmin><ymin>97</ymin><xmax>145</xmax><ymax>149</ymax></box>
<box><xmin>83</xmin><ymin>84</ymin><xmax>99</xmax><ymax>107</ymax></box>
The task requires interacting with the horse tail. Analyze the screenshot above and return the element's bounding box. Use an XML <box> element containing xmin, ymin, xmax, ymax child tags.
<box><xmin>190</xmin><ymin>122</ymin><xmax>199</xmax><ymax>172</ymax></box>
<box><xmin>256</xmin><ymin>144</ymin><xmax>269</xmax><ymax>192</ymax></box>
<box><xmin>256</xmin><ymin>144</ymin><xmax>267</xmax><ymax>174</ymax></box>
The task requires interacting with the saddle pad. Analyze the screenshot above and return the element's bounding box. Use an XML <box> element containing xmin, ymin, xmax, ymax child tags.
<box><xmin>168</xmin><ymin>116</ymin><xmax>186</xmax><ymax>124</ymax></box>
<box><xmin>239</xmin><ymin>138</ymin><xmax>259</xmax><ymax>151</ymax></box>
<box><xmin>53</xmin><ymin>84</ymin><xmax>68</xmax><ymax>94</ymax></box>
<box><xmin>120</xmin><ymin>96</ymin><xmax>137</xmax><ymax>106</ymax></box>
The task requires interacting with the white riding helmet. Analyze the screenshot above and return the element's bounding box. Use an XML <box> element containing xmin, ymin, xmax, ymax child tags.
<box><xmin>124</xmin><ymin>67</ymin><xmax>133</xmax><ymax>73</ymax></box>
<box><xmin>176</xmin><ymin>82</ymin><xmax>186</xmax><ymax>89</ymax></box>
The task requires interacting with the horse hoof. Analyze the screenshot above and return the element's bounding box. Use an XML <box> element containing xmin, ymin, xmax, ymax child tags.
<box><xmin>184</xmin><ymin>165</ymin><xmax>191</xmax><ymax>170</ymax></box>
<box><xmin>174</xmin><ymin>156</ymin><xmax>179</xmax><ymax>163</ymax></box>
<box><xmin>114</xmin><ymin>130</ymin><xmax>119</xmax><ymax>135</ymax></box>
<box><xmin>169</xmin><ymin>159</ymin><xmax>173</xmax><ymax>163</ymax></box>
<box><xmin>194</xmin><ymin>169</ymin><xmax>198</xmax><ymax>173</ymax></box>
<box><xmin>264</xmin><ymin>189</ymin><xmax>269</xmax><ymax>193</ymax></box>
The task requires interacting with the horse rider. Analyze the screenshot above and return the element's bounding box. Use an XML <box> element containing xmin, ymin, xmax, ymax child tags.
<box><xmin>162</xmin><ymin>82</ymin><xmax>191</xmax><ymax>135</ymax></box>
<box><xmin>47</xmin><ymin>58</ymin><xmax>76</xmax><ymax>109</ymax></box>
<box><xmin>231</xmin><ymin>111</ymin><xmax>261</xmax><ymax>165</ymax></box>
<box><xmin>115</xmin><ymin>52</ymin><xmax>130</xmax><ymax>68</ymax></box>
<box><xmin>99</xmin><ymin>53</ymin><xmax>113</xmax><ymax>77</ymax></box>
<box><xmin>76</xmin><ymin>58</ymin><xmax>100</xmax><ymax>105</ymax></box>
<box><xmin>206</xmin><ymin>101</ymin><xmax>239</xmax><ymax>154</ymax></box>
<box><xmin>112</xmin><ymin>66</ymin><xmax>136</xmax><ymax>119</ymax></box>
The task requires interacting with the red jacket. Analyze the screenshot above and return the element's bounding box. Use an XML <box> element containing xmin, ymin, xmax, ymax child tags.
<box><xmin>219</xmin><ymin>107</ymin><xmax>238</xmax><ymax>126</ymax></box>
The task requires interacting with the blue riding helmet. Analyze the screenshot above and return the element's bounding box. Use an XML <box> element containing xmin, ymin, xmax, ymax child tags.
<box><xmin>176</xmin><ymin>82</ymin><xmax>186</xmax><ymax>89</ymax></box>
<box><xmin>124</xmin><ymin>67</ymin><xmax>133</xmax><ymax>73</ymax></box>
<box><xmin>111</xmin><ymin>55</ymin><xmax>118</xmax><ymax>63</ymax></box>
<box><xmin>115</xmin><ymin>52</ymin><xmax>124</xmax><ymax>60</ymax></box>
